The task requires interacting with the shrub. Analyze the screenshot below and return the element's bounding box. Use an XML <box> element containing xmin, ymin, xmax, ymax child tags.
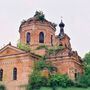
<box><xmin>49</xmin><ymin>74</ymin><xmax>73</xmax><ymax>88</ymax></box>
<box><xmin>0</xmin><ymin>85</ymin><xmax>6</xmax><ymax>90</ymax></box>
<box><xmin>17</xmin><ymin>42</ymin><xmax>31</xmax><ymax>52</ymax></box>
<box><xmin>36</xmin><ymin>60</ymin><xmax>47</xmax><ymax>70</ymax></box>
<box><xmin>34</xmin><ymin>11</ymin><xmax>45</xmax><ymax>21</ymax></box>
<box><xmin>66</xmin><ymin>79</ymin><xmax>74</xmax><ymax>87</ymax></box>
<box><xmin>84</xmin><ymin>52</ymin><xmax>90</xmax><ymax>65</ymax></box>
<box><xmin>27</xmin><ymin>70</ymin><xmax>48</xmax><ymax>90</ymax></box>
<box><xmin>74</xmin><ymin>82</ymin><xmax>88</xmax><ymax>88</ymax></box>
<box><xmin>76</xmin><ymin>66</ymin><xmax>90</xmax><ymax>87</ymax></box>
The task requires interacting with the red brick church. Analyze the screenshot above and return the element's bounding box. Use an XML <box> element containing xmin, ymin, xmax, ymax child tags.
<box><xmin>0</xmin><ymin>11</ymin><xmax>83</xmax><ymax>90</ymax></box>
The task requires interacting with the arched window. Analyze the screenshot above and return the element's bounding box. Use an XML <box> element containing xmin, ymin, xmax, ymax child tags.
<box><xmin>0</xmin><ymin>69</ymin><xmax>3</xmax><ymax>81</ymax></box>
<box><xmin>51</xmin><ymin>35</ymin><xmax>53</xmax><ymax>46</ymax></box>
<box><xmin>13</xmin><ymin>68</ymin><xmax>17</xmax><ymax>80</ymax></box>
<box><xmin>26</xmin><ymin>32</ymin><xmax>30</xmax><ymax>44</ymax></box>
<box><xmin>75</xmin><ymin>73</ymin><xmax>77</xmax><ymax>80</ymax></box>
<box><xmin>39</xmin><ymin>32</ymin><xmax>44</xmax><ymax>43</ymax></box>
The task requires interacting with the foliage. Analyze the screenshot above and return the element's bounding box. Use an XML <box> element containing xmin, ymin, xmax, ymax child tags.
<box><xmin>36</xmin><ymin>45</ymin><xmax>64</xmax><ymax>56</ymax></box>
<box><xmin>27</xmin><ymin>44</ymin><xmax>67</xmax><ymax>90</ymax></box>
<box><xmin>52</xmin><ymin>23</ymin><xmax>57</xmax><ymax>28</ymax></box>
<box><xmin>47</xmin><ymin>64</ymin><xmax>57</xmax><ymax>73</ymax></box>
<box><xmin>40</xmin><ymin>87</ymin><xmax>90</xmax><ymax>90</ymax></box>
<box><xmin>72</xmin><ymin>52</ymin><xmax>90</xmax><ymax>88</ymax></box>
<box><xmin>0</xmin><ymin>85</ymin><xmax>6</xmax><ymax>90</ymax></box>
<box><xmin>47</xmin><ymin>48</ymin><xmax>55</xmax><ymax>55</ymax></box>
<box><xmin>49</xmin><ymin>74</ymin><xmax>74</xmax><ymax>88</ymax></box>
<box><xmin>36</xmin><ymin>56</ymin><xmax>57</xmax><ymax>73</ymax></box>
<box><xmin>27</xmin><ymin>68</ymin><xmax>48</xmax><ymax>90</ymax></box>
<box><xmin>36</xmin><ymin>45</ymin><xmax>48</xmax><ymax>50</ymax></box>
<box><xmin>26</xmin><ymin>50</ymin><xmax>90</xmax><ymax>90</ymax></box>
<box><xmin>77</xmin><ymin>66</ymin><xmax>90</xmax><ymax>87</ymax></box>
<box><xmin>27</xmin><ymin>71</ymin><xmax>41</xmax><ymax>90</ymax></box>
<box><xmin>27</xmin><ymin>49</ymin><xmax>58</xmax><ymax>90</ymax></box>
<box><xmin>83</xmin><ymin>52</ymin><xmax>90</xmax><ymax>65</ymax></box>
<box><xmin>55</xmin><ymin>46</ymin><xmax>64</xmax><ymax>52</ymax></box>
<box><xmin>74</xmin><ymin>82</ymin><xmax>88</xmax><ymax>88</ymax></box>
<box><xmin>75</xmin><ymin>52</ymin><xmax>90</xmax><ymax>87</ymax></box>
<box><xmin>27</xmin><ymin>73</ymin><xmax>73</xmax><ymax>90</ymax></box>
<box><xmin>17</xmin><ymin>42</ymin><xmax>31</xmax><ymax>52</ymax></box>
<box><xmin>36</xmin><ymin>60</ymin><xmax>47</xmax><ymax>70</ymax></box>
<box><xmin>34</xmin><ymin>11</ymin><xmax>45</xmax><ymax>21</ymax></box>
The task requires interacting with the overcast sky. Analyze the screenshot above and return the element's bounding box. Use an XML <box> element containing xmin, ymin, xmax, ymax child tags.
<box><xmin>0</xmin><ymin>0</ymin><xmax>90</xmax><ymax>57</ymax></box>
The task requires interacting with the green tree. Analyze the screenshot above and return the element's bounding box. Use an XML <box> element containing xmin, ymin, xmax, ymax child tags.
<box><xmin>83</xmin><ymin>52</ymin><xmax>90</xmax><ymax>65</ymax></box>
<box><xmin>27</xmin><ymin>62</ymin><xmax>48</xmax><ymax>90</ymax></box>
<box><xmin>27</xmin><ymin>45</ymin><xmax>72</xmax><ymax>90</ymax></box>
<box><xmin>76</xmin><ymin>52</ymin><xmax>90</xmax><ymax>87</ymax></box>
<box><xmin>49</xmin><ymin>74</ymin><xmax>73</xmax><ymax>88</ymax></box>
<box><xmin>78</xmin><ymin>66</ymin><xmax>90</xmax><ymax>87</ymax></box>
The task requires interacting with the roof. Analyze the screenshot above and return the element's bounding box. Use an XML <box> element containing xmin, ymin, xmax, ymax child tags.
<box><xmin>19</xmin><ymin>11</ymin><xmax>57</xmax><ymax>32</ymax></box>
<box><xmin>0</xmin><ymin>43</ymin><xmax>41</xmax><ymax>60</ymax></box>
<box><xmin>56</xmin><ymin>33</ymin><xmax>70</xmax><ymax>40</ymax></box>
<box><xmin>0</xmin><ymin>43</ymin><xmax>26</xmax><ymax>57</ymax></box>
<box><xmin>19</xmin><ymin>18</ymin><xmax>56</xmax><ymax>32</ymax></box>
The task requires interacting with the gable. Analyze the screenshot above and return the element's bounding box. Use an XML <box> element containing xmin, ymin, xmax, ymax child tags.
<box><xmin>0</xmin><ymin>44</ymin><xmax>26</xmax><ymax>57</ymax></box>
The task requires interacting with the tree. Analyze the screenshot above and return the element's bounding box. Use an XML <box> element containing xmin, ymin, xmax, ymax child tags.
<box><xmin>83</xmin><ymin>52</ymin><xmax>90</xmax><ymax>65</ymax></box>
<box><xmin>27</xmin><ymin>45</ymin><xmax>59</xmax><ymax>90</ymax></box>
<box><xmin>76</xmin><ymin>66</ymin><xmax>90</xmax><ymax>87</ymax></box>
<box><xmin>27</xmin><ymin>45</ymin><xmax>73</xmax><ymax>90</ymax></box>
<box><xmin>49</xmin><ymin>74</ymin><xmax>74</xmax><ymax>88</ymax></box>
<box><xmin>76</xmin><ymin>52</ymin><xmax>90</xmax><ymax>87</ymax></box>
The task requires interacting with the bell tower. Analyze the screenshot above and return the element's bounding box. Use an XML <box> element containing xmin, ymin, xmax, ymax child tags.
<box><xmin>58</xmin><ymin>20</ymin><xmax>71</xmax><ymax>50</ymax></box>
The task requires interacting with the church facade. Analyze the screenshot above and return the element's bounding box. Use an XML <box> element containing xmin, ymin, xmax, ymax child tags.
<box><xmin>0</xmin><ymin>12</ymin><xmax>83</xmax><ymax>90</ymax></box>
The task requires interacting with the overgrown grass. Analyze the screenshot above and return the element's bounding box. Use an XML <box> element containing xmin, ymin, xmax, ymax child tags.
<box><xmin>40</xmin><ymin>87</ymin><xmax>90</xmax><ymax>90</ymax></box>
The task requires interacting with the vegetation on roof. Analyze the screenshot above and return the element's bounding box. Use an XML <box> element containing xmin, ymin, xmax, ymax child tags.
<box><xmin>34</xmin><ymin>11</ymin><xmax>45</xmax><ymax>21</ymax></box>
<box><xmin>17</xmin><ymin>42</ymin><xmax>31</xmax><ymax>52</ymax></box>
<box><xmin>19</xmin><ymin>11</ymin><xmax>57</xmax><ymax>29</ymax></box>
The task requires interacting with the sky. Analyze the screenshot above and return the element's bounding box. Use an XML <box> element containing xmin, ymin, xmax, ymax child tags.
<box><xmin>0</xmin><ymin>0</ymin><xmax>90</xmax><ymax>57</ymax></box>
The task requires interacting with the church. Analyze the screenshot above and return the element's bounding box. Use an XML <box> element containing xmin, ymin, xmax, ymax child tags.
<box><xmin>0</xmin><ymin>11</ymin><xmax>83</xmax><ymax>90</ymax></box>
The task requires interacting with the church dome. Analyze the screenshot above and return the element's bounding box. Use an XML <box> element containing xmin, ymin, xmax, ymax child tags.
<box><xmin>19</xmin><ymin>11</ymin><xmax>57</xmax><ymax>32</ymax></box>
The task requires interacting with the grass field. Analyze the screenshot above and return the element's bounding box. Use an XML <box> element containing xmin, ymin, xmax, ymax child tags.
<box><xmin>40</xmin><ymin>87</ymin><xmax>90</xmax><ymax>90</ymax></box>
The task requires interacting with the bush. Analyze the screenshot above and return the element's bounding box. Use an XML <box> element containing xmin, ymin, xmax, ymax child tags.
<box><xmin>36</xmin><ymin>60</ymin><xmax>47</xmax><ymax>70</ymax></box>
<box><xmin>0</xmin><ymin>85</ymin><xmax>6</xmax><ymax>90</ymax></box>
<box><xmin>41</xmin><ymin>76</ymin><xmax>49</xmax><ymax>87</ymax></box>
<box><xmin>17</xmin><ymin>42</ymin><xmax>31</xmax><ymax>52</ymax></box>
<box><xmin>74</xmin><ymin>82</ymin><xmax>88</xmax><ymax>88</ymax></box>
<box><xmin>76</xmin><ymin>66</ymin><xmax>90</xmax><ymax>87</ymax></box>
<box><xmin>49</xmin><ymin>74</ymin><xmax>73</xmax><ymax>88</ymax></box>
<box><xmin>34</xmin><ymin>11</ymin><xmax>45</xmax><ymax>21</ymax></box>
<box><xmin>66</xmin><ymin>79</ymin><xmax>74</xmax><ymax>87</ymax></box>
<box><xmin>27</xmin><ymin>70</ymin><xmax>48</xmax><ymax>90</ymax></box>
